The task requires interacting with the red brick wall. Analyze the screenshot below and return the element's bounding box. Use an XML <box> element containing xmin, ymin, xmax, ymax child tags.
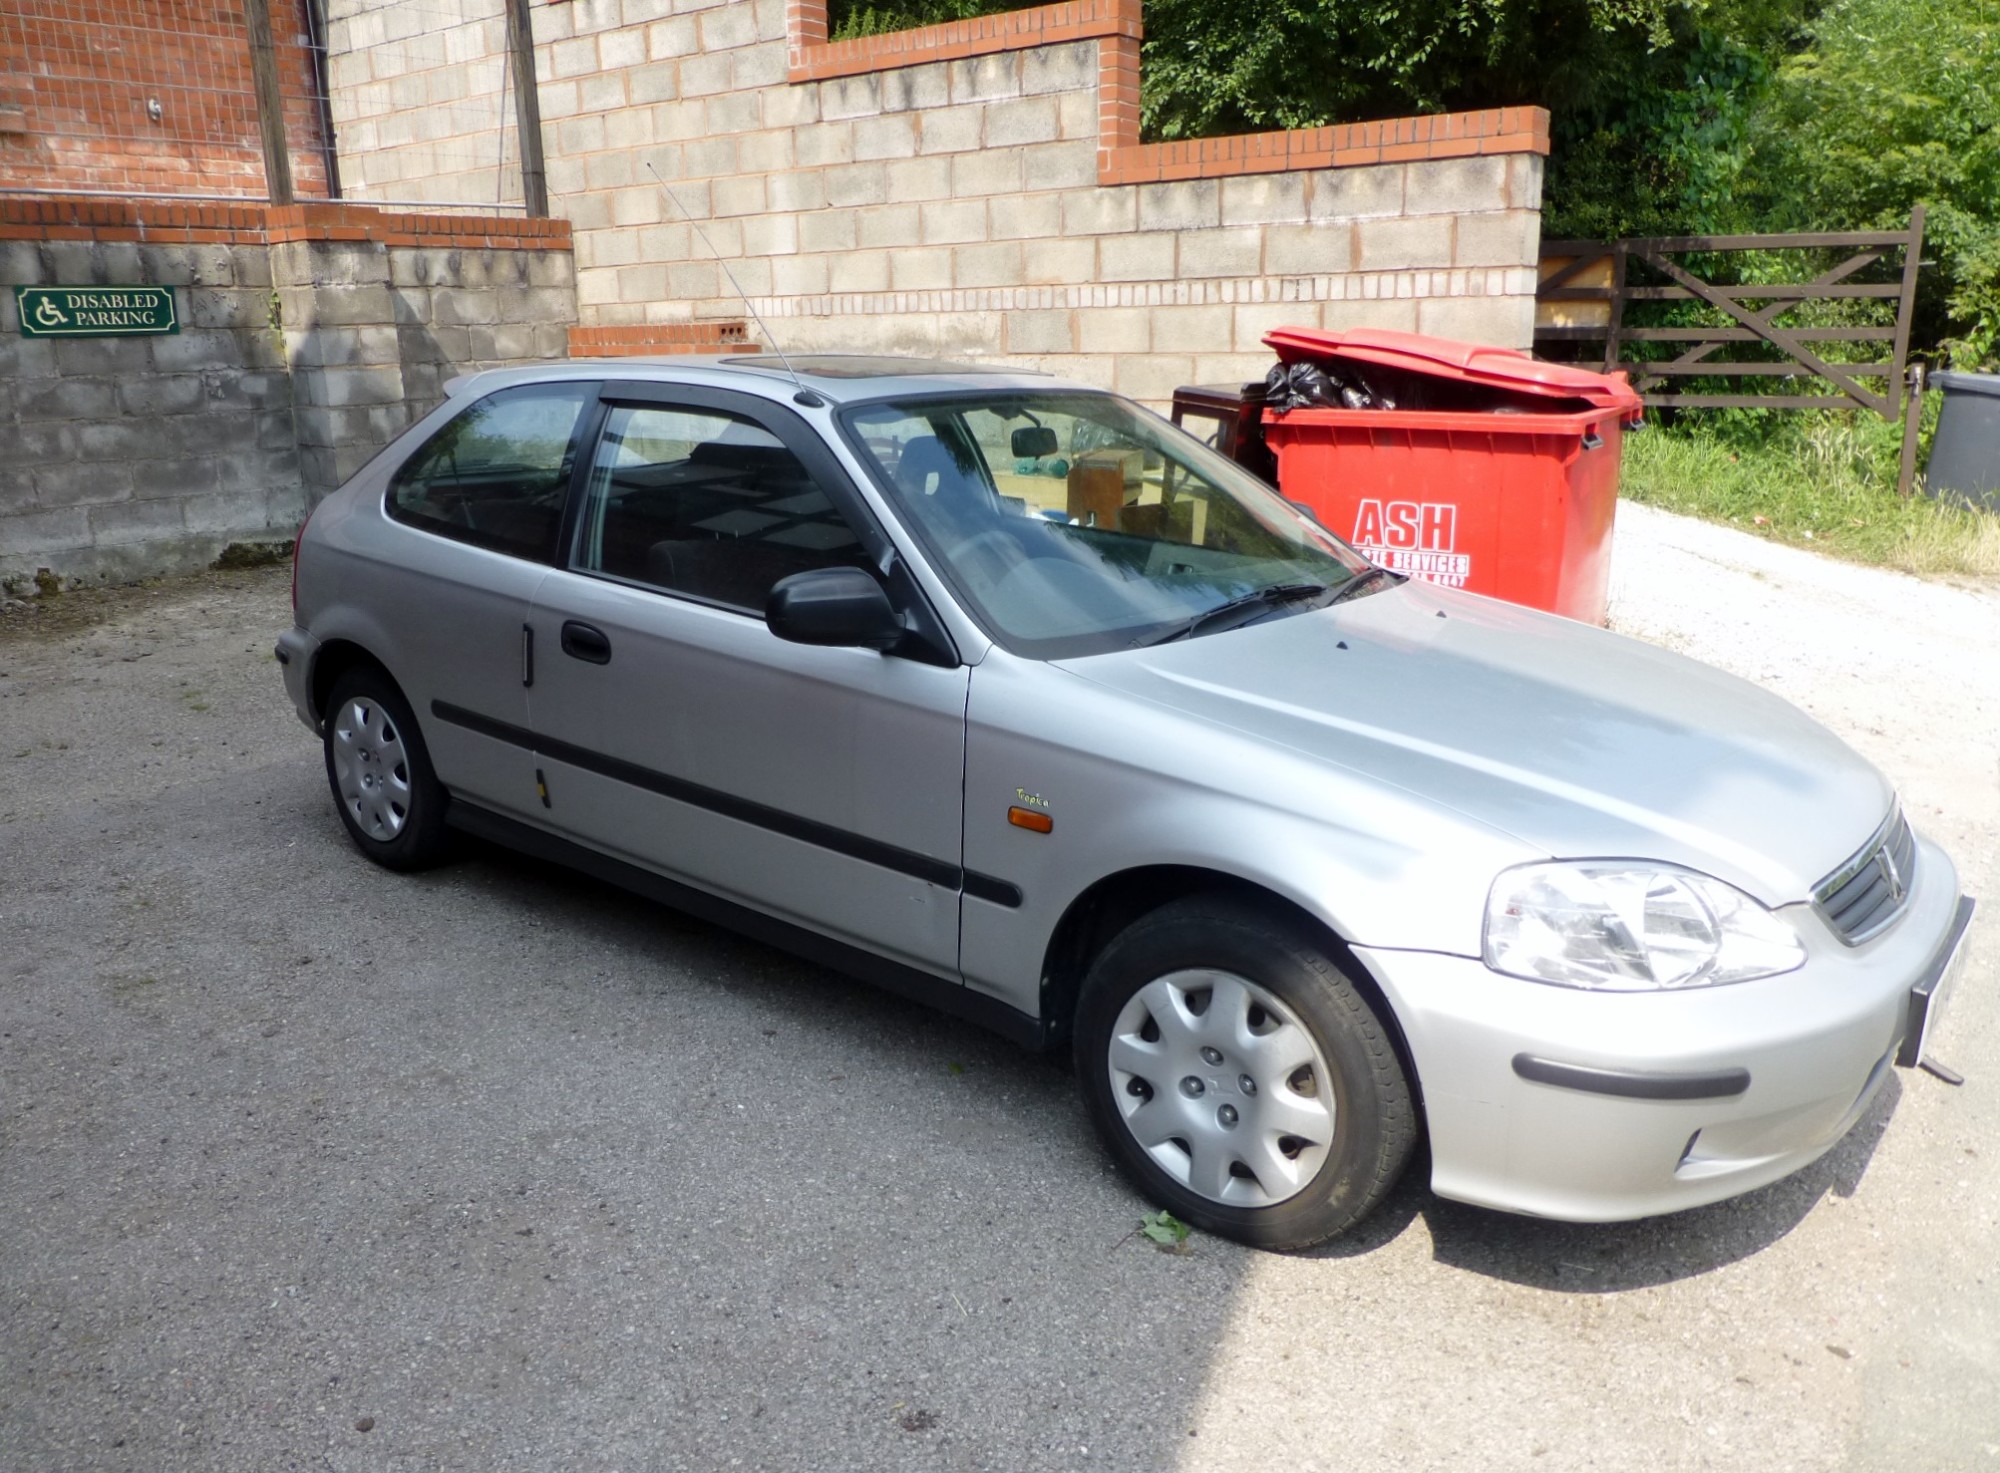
<box><xmin>567</xmin><ymin>323</ymin><xmax>753</xmax><ymax>357</ymax></box>
<box><xmin>0</xmin><ymin>195</ymin><xmax>575</xmax><ymax>249</ymax></box>
<box><xmin>0</xmin><ymin>0</ymin><xmax>330</xmax><ymax>199</ymax></box>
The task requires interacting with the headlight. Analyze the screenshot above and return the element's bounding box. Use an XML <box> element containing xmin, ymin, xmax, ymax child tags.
<box><xmin>1483</xmin><ymin>862</ymin><xmax>1806</xmax><ymax>991</ymax></box>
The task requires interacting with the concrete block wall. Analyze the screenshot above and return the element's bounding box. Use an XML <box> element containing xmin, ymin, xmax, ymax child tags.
<box><xmin>0</xmin><ymin>232</ymin><xmax>303</xmax><ymax>594</ymax></box>
<box><xmin>1</xmin><ymin>199</ymin><xmax>577</xmax><ymax>595</ymax></box>
<box><xmin>324</xmin><ymin>0</ymin><xmax>1548</xmax><ymax>402</ymax></box>
<box><xmin>270</xmin><ymin>230</ymin><xmax>578</xmax><ymax>494</ymax></box>
<box><xmin>322</xmin><ymin>0</ymin><xmax>521</xmax><ymax>207</ymax></box>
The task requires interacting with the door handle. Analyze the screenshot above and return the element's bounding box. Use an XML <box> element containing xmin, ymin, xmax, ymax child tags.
<box><xmin>560</xmin><ymin>620</ymin><xmax>612</xmax><ymax>664</ymax></box>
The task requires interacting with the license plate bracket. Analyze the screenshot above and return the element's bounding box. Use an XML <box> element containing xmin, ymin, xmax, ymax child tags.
<box><xmin>1898</xmin><ymin>895</ymin><xmax>1977</xmax><ymax>1069</ymax></box>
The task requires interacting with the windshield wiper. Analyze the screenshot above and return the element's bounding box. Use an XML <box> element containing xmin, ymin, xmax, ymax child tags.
<box><xmin>1132</xmin><ymin>581</ymin><xmax>1333</xmax><ymax>646</ymax></box>
<box><xmin>1323</xmin><ymin>565</ymin><xmax>1404</xmax><ymax>606</ymax></box>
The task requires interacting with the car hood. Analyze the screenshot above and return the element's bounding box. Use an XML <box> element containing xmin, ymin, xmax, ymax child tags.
<box><xmin>1055</xmin><ymin>582</ymin><xmax>1890</xmax><ymax>904</ymax></box>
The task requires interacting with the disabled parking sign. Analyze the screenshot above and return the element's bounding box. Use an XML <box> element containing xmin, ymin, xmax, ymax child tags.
<box><xmin>15</xmin><ymin>285</ymin><xmax>179</xmax><ymax>337</ymax></box>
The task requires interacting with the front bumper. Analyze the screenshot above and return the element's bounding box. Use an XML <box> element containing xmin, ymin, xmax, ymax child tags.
<box><xmin>1355</xmin><ymin>834</ymin><xmax>1972</xmax><ymax>1222</ymax></box>
<box><xmin>275</xmin><ymin>626</ymin><xmax>321</xmax><ymax>734</ymax></box>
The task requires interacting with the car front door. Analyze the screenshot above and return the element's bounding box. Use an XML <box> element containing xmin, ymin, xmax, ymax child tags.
<box><xmin>524</xmin><ymin>384</ymin><xmax>970</xmax><ymax>980</ymax></box>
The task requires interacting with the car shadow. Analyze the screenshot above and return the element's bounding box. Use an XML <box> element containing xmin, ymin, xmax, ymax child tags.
<box><xmin>456</xmin><ymin>828</ymin><xmax>1907</xmax><ymax>1295</ymax></box>
<box><xmin>1306</xmin><ymin>1070</ymin><xmax>1904</xmax><ymax>1290</ymax></box>
<box><xmin>444</xmin><ymin>830</ymin><xmax>1053</xmax><ymax>1065</ymax></box>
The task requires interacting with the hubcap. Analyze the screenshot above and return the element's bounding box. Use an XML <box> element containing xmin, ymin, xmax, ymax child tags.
<box><xmin>1107</xmin><ymin>969</ymin><xmax>1336</xmax><ymax>1208</ymax></box>
<box><xmin>331</xmin><ymin>696</ymin><xmax>412</xmax><ymax>842</ymax></box>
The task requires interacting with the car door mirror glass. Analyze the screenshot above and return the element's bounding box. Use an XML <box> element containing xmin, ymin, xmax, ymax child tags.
<box><xmin>766</xmin><ymin>567</ymin><xmax>902</xmax><ymax>650</ymax></box>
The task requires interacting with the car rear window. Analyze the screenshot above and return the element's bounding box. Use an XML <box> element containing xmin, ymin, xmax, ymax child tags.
<box><xmin>387</xmin><ymin>383</ymin><xmax>594</xmax><ymax>560</ymax></box>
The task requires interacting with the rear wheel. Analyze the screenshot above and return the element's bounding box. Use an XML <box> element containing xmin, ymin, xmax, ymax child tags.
<box><xmin>322</xmin><ymin>667</ymin><xmax>450</xmax><ymax>871</ymax></box>
<box><xmin>1074</xmin><ymin>896</ymin><xmax>1416</xmax><ymax>1250</ymax></box>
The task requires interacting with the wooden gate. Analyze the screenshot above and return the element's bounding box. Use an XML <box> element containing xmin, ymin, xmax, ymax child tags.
<box><xmin>1534</xmin><ymin>210</ymin><xmax>1927</xmax><ymax>492</ymax></box>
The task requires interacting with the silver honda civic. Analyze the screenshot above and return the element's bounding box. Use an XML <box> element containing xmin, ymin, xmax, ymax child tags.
<box><xmin>277</xmin><ymin>354</ymin><xmax>1975</xmax><ymax>1250</ymax></box>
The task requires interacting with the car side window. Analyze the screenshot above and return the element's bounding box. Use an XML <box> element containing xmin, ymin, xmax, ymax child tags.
<box><xmin>387</xmin><ymin>383</ymin><xmax>594</xmax><ymax>560</ymax></box>
<box><xmin>572</xmin><ymin>403</ymin><xmax>873</xmax><ymax>613</ymax></box>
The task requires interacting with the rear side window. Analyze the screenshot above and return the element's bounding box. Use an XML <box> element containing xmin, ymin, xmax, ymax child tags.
<box><xmin>387</xmin><ymin>383</ymin><xmax>594</xmax><ymax>560</ymax></box>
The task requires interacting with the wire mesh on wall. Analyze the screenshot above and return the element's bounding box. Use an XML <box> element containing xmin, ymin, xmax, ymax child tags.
<box><xmin>323</xmin><ymin>0</ymin><xmax>527</xmax><ymax>211</ymax></box>
<box><xmin>0</xmin><ymin>0</ymin><xmax>527</xmax><ymax>210</ymax></box>
<box><xmin>0</xmin><ymin>0</ymin><xmax>334</xmax><ymax>199</ymax></box>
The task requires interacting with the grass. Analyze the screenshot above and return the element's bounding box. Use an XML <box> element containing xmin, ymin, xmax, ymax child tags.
<box><xmin>1620</xmin><ymin>411</ymin><xmax>2000</xmax><ymax>579</ymax></box>
<box><xmin>829</xmin><ymin>0</ymin><xmax>1017</xmax><ymax>39</ymax></box>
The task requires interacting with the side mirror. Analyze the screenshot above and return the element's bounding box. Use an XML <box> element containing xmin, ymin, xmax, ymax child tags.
<box><xmin>1011</xmin><ymin>425</ymin><xmax>1059</xmax><ymax>459</ymax></box>
<box><xmin>766</xmin><ymin>567</ymin><xmax>903</xmax><ymax>650</ymax></box>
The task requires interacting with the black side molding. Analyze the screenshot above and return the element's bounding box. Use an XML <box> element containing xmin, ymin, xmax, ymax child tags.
<box><xmin>964</xmin><ymin>872</ymin><xmax>1024</xmax><ymax>908</ymax></box>
<box><xmin>1511</xmin><ymin>1054</ymin><xmax>1751</xmax><ymax>1101</ymax></box>
<box><xmin>446</xmin><ymin>801</ymin><xmax>1044</xmax><ymax>1050</ymax></box>
<box><xmin>430</xmin><ymin>700</ymin><xmax>1022</xmax><ymax>908</ymax></box>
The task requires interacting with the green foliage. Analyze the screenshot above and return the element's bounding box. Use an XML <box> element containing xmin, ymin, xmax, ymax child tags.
<box><xmin>830</xmin><ymin>0</ymin><xmax>1016</xmax><ymax>41</ymax></box>
<box><xmin>1134</xmin><ymin>0</ymin><xmax>1812</xmax><ymax>241</ymax></box>
<box><xmin>1142</xmin><ymin>0</ymin><xmax>1501</xmax><ymax>138</ymax></box>
<box><xmin>1139</xmin><ymin>0</ymin><xmax>1666</xmax><ymax>142</ymax></box>
<box><xmin>1542</xmin><ymin>25</ymin><xmax>1774</xmax><ymax>241</ymax></box>
<box><xmin>1743</xmin><ymin>0</ymin><xmax>2000</xmax><ymax>366</ymax></box>
<box><xmin>1138</xmin><ymin>1209</ymin><xmax>1192</xmax><ymax>1249</ymax></box>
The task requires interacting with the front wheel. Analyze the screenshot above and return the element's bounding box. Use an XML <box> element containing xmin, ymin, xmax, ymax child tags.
<box><xmin>322</xmin><ymin>667</ymin><xmax>450</xmax><ymax>871</ymax></box>
<box><xmin>1073</xmin><ymin>897</ymin><xmax>1416</xmax><ymax>1250</ymax></box>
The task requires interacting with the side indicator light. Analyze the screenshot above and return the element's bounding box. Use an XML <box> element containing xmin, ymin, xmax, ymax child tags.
<box><xmin>1008</xmin><ymin>806</ymin><xmax>1053</xmax><ymax>834</ymax></box>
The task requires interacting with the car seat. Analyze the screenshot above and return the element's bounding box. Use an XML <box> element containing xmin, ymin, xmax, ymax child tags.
<box><xmin>892</xmin><ymin>435</ymin><xmax>1003</xmax><ymax>542</ymax></box>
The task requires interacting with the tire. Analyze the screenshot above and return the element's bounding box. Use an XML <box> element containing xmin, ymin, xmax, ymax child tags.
<box><xmin>322</xmin><ymin>666</ymin><xmax>451</xmax><ymax>871</ymax></box>
<box><xmin>1073</xmin><ymin>896</ymin><xmax>1416</xmax><ymax>1251</ymax></box>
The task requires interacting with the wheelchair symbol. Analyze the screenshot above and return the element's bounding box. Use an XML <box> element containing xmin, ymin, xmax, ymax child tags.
<box><xmin>32</xmin><ymin>296</ymin><xmax>70</xmax><ymax>329</ymax></box>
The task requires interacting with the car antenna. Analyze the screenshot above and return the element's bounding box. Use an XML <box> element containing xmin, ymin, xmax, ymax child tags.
<box><xmin>643</xmin><ymin>159</ymin><xmax>823</xmax><ymax>407</ymax></box>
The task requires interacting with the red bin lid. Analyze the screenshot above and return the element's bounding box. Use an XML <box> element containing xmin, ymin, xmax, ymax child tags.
<box><xmin>1263</xmin><ymin>326</ymin><xmax>1641</xmax><ymax>411</ymax></box>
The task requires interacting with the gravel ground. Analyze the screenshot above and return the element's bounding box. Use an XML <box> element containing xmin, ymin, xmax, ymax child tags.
<box><xmin>1</xmin><ymin>505</ymin><xmax>1994</xmax><ymax>1472</ymax></box>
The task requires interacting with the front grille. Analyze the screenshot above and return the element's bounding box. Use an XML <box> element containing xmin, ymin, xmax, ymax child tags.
<box><xmin>1814</xmin><ymin>808</ymin><xmax>1917</xmax><ymax>945</ymax></box>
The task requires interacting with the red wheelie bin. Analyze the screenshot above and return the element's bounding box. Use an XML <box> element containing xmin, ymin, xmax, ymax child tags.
<box><xmin>1257</xmin><ymin>327</ymin><xmax>1643</xmax><ymax>625</ymax></box>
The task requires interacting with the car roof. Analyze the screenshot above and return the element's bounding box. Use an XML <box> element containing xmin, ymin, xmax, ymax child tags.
<box><xmin>445</xmin><ymin>353</ymin><xmax>1084</xmax><ymax>406</ymax></box>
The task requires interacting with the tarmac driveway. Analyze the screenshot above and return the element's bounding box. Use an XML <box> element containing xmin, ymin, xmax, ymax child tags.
<box><xmin>2</xmin><ymin>502</ymin><xmax>1995</xmax><ymax>1472</ymax></box>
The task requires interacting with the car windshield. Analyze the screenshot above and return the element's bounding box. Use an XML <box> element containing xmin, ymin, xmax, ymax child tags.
<box><xmin>840</xmin><ymin>390</ymin><xmax>1375</xmax><ymax>658</ymax></box>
